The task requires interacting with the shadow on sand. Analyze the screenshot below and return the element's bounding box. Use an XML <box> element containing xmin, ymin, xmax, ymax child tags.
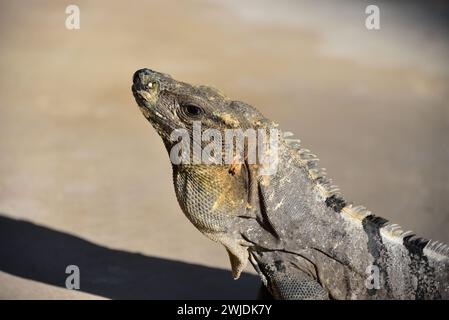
<box><xmin>0</xmin><ymin>214</ymin><xmax>259</xmax><ymax>299</ymax></box>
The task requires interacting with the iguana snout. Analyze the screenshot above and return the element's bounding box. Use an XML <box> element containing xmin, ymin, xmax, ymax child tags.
<box><xmin>133</xmin><ymin>68</ymin><xmax>172</xmax><ymax>88</ymax></box>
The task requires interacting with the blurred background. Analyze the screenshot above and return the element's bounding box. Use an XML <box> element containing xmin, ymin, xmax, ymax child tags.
<box><xmin>0</xmin><ymin>0</ymin><xmax>448</xmax><ymax>299</ymax></box>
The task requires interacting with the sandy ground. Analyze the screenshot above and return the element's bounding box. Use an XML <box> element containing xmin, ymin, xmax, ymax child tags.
<box><xmin>0</xmin><ymin>0</ymin><xmax>448</xmax><ymax>299</ymax></box>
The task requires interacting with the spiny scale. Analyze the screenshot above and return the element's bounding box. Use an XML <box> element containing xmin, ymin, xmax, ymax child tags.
<box><xmin>283</xmin><ymin>130</ymin><xmax>448</xmax><ymax>258</ymax></box>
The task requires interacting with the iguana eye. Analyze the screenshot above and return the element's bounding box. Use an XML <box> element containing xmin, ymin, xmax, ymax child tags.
<box><xmin>181</xmin><ymin>103</ymin><xmax>203</xmax><ymax>117</ymax></box>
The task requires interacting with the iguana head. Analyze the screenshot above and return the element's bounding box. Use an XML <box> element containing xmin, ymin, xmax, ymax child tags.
<box><xmin>132</xmin><ymin>68</ymin><xmax>268</xmax><ymax>147</ymax></box>
<box><xmin>132</xmin><ymin>68</ymin><xmax>274</xmax><ymax>278</ymax></box>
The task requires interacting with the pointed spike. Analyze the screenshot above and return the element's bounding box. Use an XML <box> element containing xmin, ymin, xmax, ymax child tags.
<box><xmin>426</xmin><ymin>241</ymin><xmax>436</xmax><ymax>250</ymax></box>
<box><xmin>429</xmin><ymin>241</ymin><xmax>439</xmax><ymax>250</ymax></box>
<box><xmin>401</xmin><ymin>231</ymin><xmax>414</xmax><ymax>238</ymax></box>
<box><xmin>387</xmin><ymin>224</ymin><xmax>400</xmax><ymax>231</ymax></box>
<box><xmin>426</xmin><ymin>241</ymin><xmax>435</xmax><ymax>250</ymax></box>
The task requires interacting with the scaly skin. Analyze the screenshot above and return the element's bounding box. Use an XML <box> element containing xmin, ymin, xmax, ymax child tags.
<box><xmin>131</xmin><ymin>68</ymin><xmax>449</xmax><ymax>299</ymax></box>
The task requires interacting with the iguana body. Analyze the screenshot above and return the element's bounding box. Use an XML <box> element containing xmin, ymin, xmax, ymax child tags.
<box><xmin>131</xmin><ymin>68</ymin><xmax>449</xmax><ymax>299</ymax></box>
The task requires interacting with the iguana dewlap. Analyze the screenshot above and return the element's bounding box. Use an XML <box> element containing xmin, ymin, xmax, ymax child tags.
<box><xmin>131</xmin><ymin>68</ymin><xmax>449</xmax><ymax>300</ymax></box>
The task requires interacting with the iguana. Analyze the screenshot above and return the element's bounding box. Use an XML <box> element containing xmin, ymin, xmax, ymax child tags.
<box><xmin>131</xmin><ymin>68</ymin><xmax>449</xmax><ymax>300</ymax></box>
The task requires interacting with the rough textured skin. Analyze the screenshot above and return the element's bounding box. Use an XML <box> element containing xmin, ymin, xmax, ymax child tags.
<box><xmin>131</xmin><ymin>68</ymin><xmax>449</xmax><ymax>300</ymax></box>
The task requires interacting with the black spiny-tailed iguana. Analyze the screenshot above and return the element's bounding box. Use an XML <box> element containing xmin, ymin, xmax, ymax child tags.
<box><xmin>131</xmin><ymin>68</ymin><xmax>449</xmax><ymax>300</ymax></box>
